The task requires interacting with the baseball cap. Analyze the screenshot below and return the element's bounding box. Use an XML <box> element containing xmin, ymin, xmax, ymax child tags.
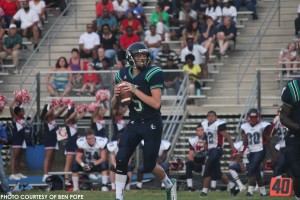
<box><xmin>9</xmin><ymin>24</ymin><xmax>17</xmax><ymax>29</ymax></box>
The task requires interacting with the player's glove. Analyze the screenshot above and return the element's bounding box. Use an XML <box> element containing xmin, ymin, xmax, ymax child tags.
<box><xmin>83</xmin><ymin>162</ymin><xmax>95</xmax><ymax>172</ymax></box>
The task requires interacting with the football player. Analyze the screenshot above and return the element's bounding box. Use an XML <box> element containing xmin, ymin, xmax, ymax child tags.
<box><xmin>136</xmin><ymin>139</ymin><xmax>171</xmax><ymax>190</ymax></box>
<box><xmin>71</xmin><ymin>130</ymin><xmax>109</xmax><ymax>192</ymax></box>
<box><xmin>241</xmin><ymin>108</ymin><xmax>270</xmax><ymax>196</ymax></box>
<box><xmin>280</xmin><ymin>79</ymin><xmax>300</xmax><ymax>199</ymax></box>
<box><xmin>200</xmin><ymin>111</ymin><xmax>239</xmax><ymax>196</ymax></box>
<box><xmin>111</xmin><ymin>42</ymin><xmax>176</xmax><ymax>200</ymax></box>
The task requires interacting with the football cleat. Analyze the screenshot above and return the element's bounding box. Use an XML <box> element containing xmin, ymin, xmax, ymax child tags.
<box><xmin>230</xmin><ymin>185</ymin><xmax>240</xmax><ymax>196</ymax></box>
<box><xmin>166</xmin><ymin>178</ymin><xmax>177</xmax><ymax>200</ymax></box>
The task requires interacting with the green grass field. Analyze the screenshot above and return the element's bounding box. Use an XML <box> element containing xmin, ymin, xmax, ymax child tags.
<box><xmin>4</xmin><ymin>190</ymin><xmax>295</xmax><ymax>200</ymax></box>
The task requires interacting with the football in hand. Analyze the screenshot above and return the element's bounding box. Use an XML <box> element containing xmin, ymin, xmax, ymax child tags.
<box><xmin>118</xmin><ymin>83</ymin><xmax>132</xmax><ymax>105</ymax></box>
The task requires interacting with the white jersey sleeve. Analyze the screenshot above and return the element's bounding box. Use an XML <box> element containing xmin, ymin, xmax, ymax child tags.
<box><xmin>202</xmin><ymin>119</ymin><xmax>226</xmax><ymax>150</ymax></box>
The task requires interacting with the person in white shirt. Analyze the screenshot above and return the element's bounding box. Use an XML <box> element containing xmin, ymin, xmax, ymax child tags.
<box><xmin>29</xmin><ymin>0</ymin><xmax>46</xmax><ymax>29</ymax></box>
<box><xmin>205</xmin><ymin>0</ymin><xmax>222</xmax><ymax>26</ymax></box>
<box><xmin>11</xmin><ymin>0</ymin><xmax>40</xmax><ymax>50</ymax></box>
<box><xmin>144</xmin><ymin>24</ymin><xmax>162</xmax><ymax>60</ymax></box>
<box><xmin>222</xmin><ymin>0</ymin><xmax>237</xmax><ymax>23</ymax></box>
<box><xmin>179</xmin><ymin>2</ymin><xmax>197</xmax><ymax>27</ymax></box>
<box><xmin>79</xmin><ymin>23</ymin><xmax>100</xmax><ymax>59</ymax></box>
<box><xmin>113</xmin><ymin>0</ymin><xmax>129</xmax><ymax>21</ymax></box>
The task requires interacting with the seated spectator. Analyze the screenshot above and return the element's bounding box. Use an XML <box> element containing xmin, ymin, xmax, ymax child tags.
<box><xmin>118</xmin><ymin>26</ymin><xmax>140</xmax><ymax>61</ymax></box>
<box><xmin>182</xmin><ymin>54</ymin><xmax>202</xmax><ymax>97</ymax></box>
<box><xmin>155</xmin><ymin>43</ymin><xmax>179</xmax><ymax>68</ymax></box>
<box><xmin>0</xmin><ymin>8</ymin><xmax>7</xmax><ymax>29</ymax></box>
<box><xmin>77</xmin><ymin>63</ymin><xmax>99</xmax><ymax>96</ymax></box>
<box><xmin>47</xmin><ymin>57</ymin><xmax>72</xmax><ymax>97</ymax></box>
<box><xmin>79</xmin><ymin>23</ymin><xmax>100</xmax><ymax>59</ymax></box>
<box><xmin>278</xmin><ymin>42</ymin><xmax>298</xmax><ymax>77</ymax></box>
<box><xmin>98</xmin><ymin>57</ymin><xmax>114</xmax><ymax>90</ymax></box>
<box><xmin>127</xmin><ymin>0</ymin><xmax>146</xmax><ymax>28</ymax></box>
<box><xmin>0</xmin><ymin>24</ymin><xmax>22</xmax><ymax>74</ymax></box>
<box><xmin>150</xmin><ymin>3</ymin><xmax>169</xmax><ymax>38</ymax></box>
<box><xmin>29</xmin><ymin>0</ymin><xmax>46</xmax><ymax>29</ymax></box>
<box><xmin>100</xmin><ymin>24</ymin><xmax>117</xmax><ymax>61</ymax></box>
<box><xmin>11</xmin><ymin>0</ymin><xmax>40</xmax><ymax>50</ymax></box>
<box><xmin>222</xmin><ymin>0</ymin><xmax>237</xmax><ymax>23</ymax></box>
<box><xmin>69</xmin><ymin>48</ymin><xmax>83</xmax><ymax>89</ymax></box>
<box><xmin>0</xmin><ymin>17</ymin><xmax>6</xmax><ymax>50</ymax></box>
<box><xmin>199</xmin><ymin>16</ymin><xmax>216</xmax><ymax>58</ymax></box>
<box><xmin>180</xmin><ymin>38</ymin><xmax>208</xmax><ymax>78</ymax></box>
<box><xmin>216</xmin><ymin>16</ymin><xmax>237</xmax><ymax>57</ymax></box>
<box><xmin>233</xmin><ymin>0</ymin><xmax>258</xmax><ymax>20</ymax></box>
<box><xmin>164</xmin><ymin>57</ymin><xmax>181</xmax><ymax>95</ymax></box>
<box><xmin>144</xmin><ymin>24</ymin><xmax>162</xmax><ymax>60</ymax></box>
<box><xmin>192</xmin><ymin>0</ymin><xmax>209</xmax><ymax>13</ymax></box>
<box><xmin>96</xmin><ymin>0</ymin><xmax>114</xmax><ymax>18</ymax></box>
<box><xmin>179</xmin><ymin>2</ymin><xmax>197</xmax><ymax>28</ymax></box>
<box><xmin>112</xmin><ymin>0</ymin><xmax>128</xmax><ymax>21</ymax></box>
<box><xmin>181</xmin><ymin>19</ymin><xmax>200</xmax><ymax>49</ymax></box>
<box><xmin>205</xmin><ymin>0</ymin><xmax>222</xmax><ymax>27</ymax></box>
<box><xmin>96</xmin><ymin>8</ymin><xmax>117</xmax><ymax>34</ymax></box>
<box><xmin>92</xmin><ymin>47</ymin><xmax>108</xmax><ymax>70</ymax></box>
<box><xmin>119</xmin><ymin>10</ymin><xmax>142</xmax><ymax>35</ymax></box>
<box><xmin>0</xmin><ymin>0</ymin><xmax>20</xmax><ymax>28</ymax></box>
<box><xmin>295</xmin><ymin>4</ymin><xmax>300</xmax><ymax>37</ymax></box>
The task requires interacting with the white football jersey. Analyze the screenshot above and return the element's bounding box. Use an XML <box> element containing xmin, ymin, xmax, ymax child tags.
<box><xmin>201</xmin><ymin>119</ymin><xmax>226</xmax><ymax>150</ymax></box>
<box><xmin>141</xmin><ymin>140</ymin><xmax>171</xmax><ymax>157</ymax></box>
<box><xmin>241</xmin><ymin>121</ymin><xmax>270</xmax><ymax>153</ymax></box>
<box><xmin>188</xmin><ymin>136</ymin><xmax>207</xmax><ymax>153</ymax></box>
<box><xmin>107</xmin><ymin>141</ymin><xmax>119</xmax><ymax>156</ymax></box>
<box><xmin>76</xmin><ymin>136</ymin><xmax>108</xmax><ymax>163</ymax></box>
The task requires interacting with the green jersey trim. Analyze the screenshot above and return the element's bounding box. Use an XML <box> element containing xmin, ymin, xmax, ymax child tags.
<box><xmin>145</xmin><ymin>67</ymin><xmax>162</xmax><ymax>82</ymax></box>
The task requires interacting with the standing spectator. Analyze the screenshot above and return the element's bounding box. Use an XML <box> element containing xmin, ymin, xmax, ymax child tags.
<box><xmin>40</xmin><ymin>103</ymin><xmax>66</xmax><ymax>182</ymax></box>
<box><xmin>29</xmin><ymin>0</ymin><xmax>46</xmax><ymax>29</ymax></box>
<box><xmin>180</xmin><ymin>38</ymin><xmax>208</xmax><ymax>78</ymax></box>
<box><xmin>100</xmin><ymin>24</ymin><xmax>117</xmax><ymax>61</ymax></box>
<box><xmin>181</xmin><ymin>19</ymin><xmax>200</xmax><ymax>49</ymax></box>
<box><xmin>112</xmin><ymin>0</ymin><xmax>128</xmax><ymax>21</ymax></box>
<box><xmin>96</xmin><ymin>0</ymin><xmax>114</xmax><ymax>18</ymax></box>
<box><xmin>96</xmin><ymin>8</ymin><xmax>118</xmax><ymax>34</ymax></box>
<box><xmin>205</xmin><ymin>0</ymin><xmax>222</xmax><ymax>27</ymax></box>
<box><xmin>234</xmin><ymin>0</ymin><xmax>258</xmax><ymax>20</ymax></box>
<box><xmin>118</xmin><ymin>26</ymin><xmax>140</xmax><ymax>61</ymax></box>
<box><xmin>77</xmin><ymin>64</ymin><xmax>99</xmax><ymax>96</ymax></box>
<box><xmin>278</xmin><ymin>42</ymin><xmax>298</xmax><ymax>77</ymax></box>
<box><xmin>0</xmin><ymin>0</ymin><xmax>20</xmax><ymax>28</ymax></box>
<box><xmin>69</xmin><ymin>48</ymin><xmax>83</xmax><ymax>89</ymax></box>
<box><xmin>79</xmin><ymin>23</ymin><xmax>100</xmax><ymax>59</ymax></box>
<box><xmin>144</xmin><ymin>24</ymin><xmax>162</xmax><ymax>60</ymax></box>
<box><xmin>216</xmin><ymin>16</ymin><xmax>237</xmax><ymax>57</ymax></box>
<box><xmin>11</xmin><ymin>0</ymin><xmax>40</xmax><ymax>50</ymax></box>
<box><xmin>199</xmin><ymin>16</ymin><xmax>216</xmax><ymax>58</ymax></box>
<box><xmin>119</xmin><ymin>11</ymin><xmax>142</xmax><ymax>35</ymax></box>
<box><xmin>163</xmin><ymin>57</ymin><xmax>181</xmax><ymax>95</ymax></box>
<box><xmin>155</xmin><ymin>43</ymin><xmax>179</xmax><ymax>68</ymax></box>
<box><xmin>47</xmin><ymin>57</ymin><xmax>72</xmax><ymax>97</ymax></box>
<box><xmin>295</xmin><ymin>4</ymin><xmax>300</xmax><ymax>37</ymax></box>
<box><xmin>0</xmin><ymin>24</ymin><xmax>22</xmax><ymax>74</ymax></box>
<box><xmin>222</xmin><ymin>0</ymin><xmax>237</xmax><ymax>23</ymax></box>
<box><xmin>9</xmin><ymin>100</ymin><xmax>28</xmax><ymax>180</ymax></box>
<box><xmin>150</xmin><ymin>3</ymin><xmax>170</xmax><ymax>38</ymax></box>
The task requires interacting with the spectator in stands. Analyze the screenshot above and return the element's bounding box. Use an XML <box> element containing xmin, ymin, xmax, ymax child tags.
<box><xmin>0</xmin><ymin>8</ymin><xmax>7</xmax><ymax>29</ymax></box>
<box><xmin>163</xmin><ymin>57</ymin><xmax>181</xmax><ymax>95</ymax></box>
<box><xmin>47</xmin><ymin>57</ymin><xmax>72</xmax><ymax>97</ymax></box>
<box><xmin>96</xmin><ymin>8</ymin><xmax>118</xmax><ymax>34</ymax></box>
<box><xmin>115</xmin><ymin>60</ymin><xmax>126</xmax><ymax>70</ymax></box>
<box><xmin>29</xmin><ymin>0</ymin><xmax>46</xmax><ymax>29</ymax></box>
<box><xmin>40</xmin><ymin>103</ymin><xmax>66</xmax><ymax>182</ymax></box>
<box><xmin>144</xmin><ymin>24</ymin><xmax>162</xmax><ymax>60</ymax></box>
<box><xmin>77</xmin><ymin>63</ymin><xmax>99</xmax><ymax>96</ymax></box>
<box><xmin>100</xmin><ymin>24</ymin><xmax>117</xmax><ymax>62</ymax></box>
<box><xmin>155</xmin><ymin>43</ymin><xmax>179</xmax><ymax>68</ymax></box>
<box><xmin>205</xmin><ymin>0</ymin><xmax>222</xmax><ymax>27</ymax></box>
<box><xmin>69</xmin><ymin>48</ymin><xmax>83</xmax><ymax>89</ymax></box>
<box><xmin>233</xmin><ymin>0</ymin><xmax>258</xmax><ymax>20</ymax></box>
<box><xmin>199</xmin><ymin>16</ymin><xmax>216</xmax><ymax>58</ymax></box>
<box><xmin>0</xmin><ymin>24</ymin><xmax>22</xmax><ymax>74</ymax></box>
<box><xmin>295</xmin><ymin>5</ymin><xmax>300</xmax><ymax>37</ymax></box>
<box><xmin>192</xmin><ymin>0</ymin><xmax>209</xmax><ymax>13</ymax></box>
<box><xmin>127</xmin><ymin>0</ymin><xmax>146</xmax><ymax>28</ymax></box>
<box><xmin>118</xmin><ymin>26</ymin><xmax>140</xmax><ymax>61</ymax></box>
<box><xmin>179</xmin><ymin>2</ymin><xmax>197</xmax><ymax>28</ymax></box>
<box><xmin>150</xmin><ymin>2</ymin><xmax>170</xmax><ymax>39</ymax></box>
<box><xmin>182</xmin><ymin>54</ymin><xmax>202</xmax><ymax>97</ymax></box>
<box><xmin>98</xmin><ymin>57</ymin><xmax>114</xmax><ymax>90</ymax></box>
<box><xmin>0</xmin><ymin>0</ymin><xmax>20</xmax><ymax>28</ymax></box>
<box><xmin>216</xmin><ymin>16</ymin><xmax>237</xmax><ymax>57</ymax></box>
<box><xmin>278</xmin><ymin>42</ymin><xmax>298</xmax><ymax>77</ymax></box>
<box><xmin>11</xmin><ymin>0</ymin><xmax>40</xmax><ymax>50</ymax></box>
<box><xmin>112</xmin><ymin>0</ymin><xmax>128</xmax><ymax>21</ymax></box>
<box><xmin>96</xmin><ymin>0</ymin><xmax>114</xmax><ymax>18</ymax></box>
<box><xmin>119</xmin><ymin>10</ymin><xmax>142</xmax><ymax>35</ymax></box>
<box><xmin>222</xmin><ymin>0</ymin><xmax>237</xmax><ymax>23</ymax></box>
<box><xmin>9</xmin><ymin>100</ymin><xmax>28</xmax><ymax>181</ymax></box>
<box><xmin>180</xmin><ymin>38</ymin><xmax>208</xmax><ymax>78</ymax></box>
<box><xmin>79</xmin><ymin>23</ymin><xmax>100</xmax><ymax>59</ymax></box>
<box><xmin>181</xmin><ymin>19</ymin><xmax>200</xmax><ymax>49</ymax></box>
<box><xmin>92</xmin><ymin>47</ymin><xmax>108</xmax><ymax>70</ymax></box>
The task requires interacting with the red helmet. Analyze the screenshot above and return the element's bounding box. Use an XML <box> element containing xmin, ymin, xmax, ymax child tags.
<box><xmin>247</xmin><ymin>108</ymin><xmax>260</xmax><ymax>126</ymax></box>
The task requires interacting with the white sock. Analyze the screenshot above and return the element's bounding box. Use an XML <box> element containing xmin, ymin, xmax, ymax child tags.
<box><xmin>260</xmin><ymin>186</ymin><xmax>266</xmax><ymax>195</ymax></box>
<box><xmin>116</xmin><ymin>174</ymin><xmax>127</xmax><ymax>200</ymax></box>
<box><xmin>202</xmin><ymin>187</ymin><xmax>208</xmax><ymax>193</ymax></box>
<box><xmin>72</xmin><ymin>176</ymin><xmax>79</xmax><ymax>191</ymax></box>
<box><xmin>125</xmin><ymin>182</ymin><xmax>130</xmax><ymax>190</ymax></box>
<box><xmin>236</xmin><ymin>179</ymin><xmax>244</xmax><ymax>188</ymax></box>
<box><xmin>162</xmin><ymin>175</ymin><xmax>173</xmax><ymax>189</ymax></box>
<box><xmin>137</xmin><ymin>182</ymin><xmax>142</xmax><ymax>188</ymax></box>
<box><xmin>187</xmin><ymin>179</ymin><xmax>193</xmax><ymax>187</ymax></box>
<box><xmin>260</xmin><ymin>171</ymin><xmax>264</xmax><ymax>178</ymax></box>
<box><xmin>211</xmin><ymin>180</ymin><xmax>217</xmax><ymax>188</ymax></box>
<box><xmin>102</xmin><ymin>175</ymin><xmax>108</xmax><ymax>185</ymax></box>
<box><xmin>161</xmin><ymin>182</ymin><xmax>165</xmax><ymax>188</ymax></box>
<box><xmin>228</xmin><ymin>181</ymin><xmax>235</xmax><ymax>189</ymax></box>
<box><xmin>111</xmin><ymin>183</ymin><xmax>116</xmax><ymax>190</ymax></box>
<box><xmin>248</xmin><ymin>185</ymin><xmax>254</xmax><ymax>195</ymax></box>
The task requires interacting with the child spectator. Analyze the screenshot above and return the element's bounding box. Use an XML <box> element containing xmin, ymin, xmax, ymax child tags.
<box><xmin>77</xmin><ymin>63</ymin><xmax>99</xmax><ymax>96</ymax></box>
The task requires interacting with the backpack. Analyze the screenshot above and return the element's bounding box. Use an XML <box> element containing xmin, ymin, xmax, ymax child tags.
<box><xmin>45</xmin><ymin>175</ymin><xmax>64</xmax><ymax>191</ymax></box>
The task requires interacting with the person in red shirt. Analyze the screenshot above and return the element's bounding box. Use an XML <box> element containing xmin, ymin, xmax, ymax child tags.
<box><xmin>118</xmin><ymin>26</ymin><xmax>140</xmax><ymax>61</ymax></box>
<box><xmin>96</xmin><ymin>0</ymin><xmax>114</xmax><ymax>18</ymax></box>
<box><xmin>119</xmin><ymin>11</ymin><xmax>142</xmax><ymax>35</ymax></box>
<box><xmin>77</xmin><ymin>63</ymin><xmax>99</xmax><ymax>96</ymax></box>
<box><xmin>0</xmin><ymin>0</ymin><xmax>20</xmax><ymax>28</ymax></box>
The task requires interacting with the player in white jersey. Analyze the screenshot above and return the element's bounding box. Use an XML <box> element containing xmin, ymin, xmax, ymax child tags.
<box><xmin>136</xmin><ymin>139</ymin><xmax>171</xmax><ymax>189</ymax></box>
<box><xmin>241</xmin><ymin>108</ymin><xmax>271</xmax><ymax>196</ymax></box>
<box><xmin>107</xmin><ymin>133</ymin><xmax>135</xmax><ymax>191</ymax></box>
<box><xmin>200</xmin><ymin>111</ymin><xmax>239</xmax><ymax>196</ymax></box>
<box><xmin>71</xmin><ymin>130</ymin><xmax>109</xmax><ymax>192</ymax></box>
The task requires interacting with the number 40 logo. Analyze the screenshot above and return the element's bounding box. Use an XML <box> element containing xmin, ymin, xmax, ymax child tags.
<box><xmin>270</xmin><ymin>178</ymin><xmax>293</xmax><ymax>197</ymax></box>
